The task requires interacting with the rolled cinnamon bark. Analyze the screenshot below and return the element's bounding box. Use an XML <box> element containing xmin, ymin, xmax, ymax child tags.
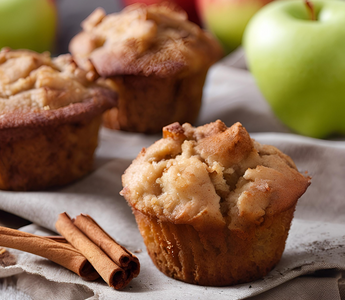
<box><xmin>0</xmin><ymin>226</ymin><xmax>99</xmax><ymax>280</ymax></box>
<box><xmin>55</xmin><ymin>212</ymin><xmax>127</xmax><ymax>290</ymax></box>
<box><xmin>74</xmin><ymin>214</ymin><xmax>140</xmax><ymax>277</ymax></box>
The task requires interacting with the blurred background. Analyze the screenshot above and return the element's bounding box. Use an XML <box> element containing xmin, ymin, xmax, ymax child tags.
<box><xmin>1</xmin><ymin>0</ymin><xmax>269</xmax><ymax>56</ymax></box>
<box><xmin>55</xmin><ymin>0</ymin><xmax>123</xmax><ymax>55</ymax></box>
<box><xmin>0</xmin><ymin>0</ymin><xmax>271</xmax><ymax>57</ymax></box>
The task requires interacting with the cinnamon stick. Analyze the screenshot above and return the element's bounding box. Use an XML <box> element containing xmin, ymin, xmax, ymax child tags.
<box><xmin>74</xmin><ymin>214</ymin><xmax>140</xmax><ymax>277</ymax></box>
<box><xmin>55</xmin><ymin>212</ymin><xmax>128</xmax><ymax>290</ymax></box>
<box><xmin>0</xmin><ymin>226</ymin><xmax>99</xmax><ymax>280</ymax></box>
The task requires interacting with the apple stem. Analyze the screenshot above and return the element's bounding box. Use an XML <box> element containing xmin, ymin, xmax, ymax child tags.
<box><xmin>305</xmin><ymin>0</ymin><xmax>316</xmax><ymax>21</ymax></box>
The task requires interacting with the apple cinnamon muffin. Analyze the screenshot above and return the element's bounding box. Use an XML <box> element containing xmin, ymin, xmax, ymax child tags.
<box><xmin>69</xmin><ymin>4</ymin><xmax>223</xmax><ymax>133</ymax></box>
<box><xmin>121</xmin><ymin>120</ymin><xmax>311</xmax><ymax>286</ymax></box>
<box><xmin>0</xmin><ymin>48</ymin><xmax>117</xmax><ymax>191</ymax></box>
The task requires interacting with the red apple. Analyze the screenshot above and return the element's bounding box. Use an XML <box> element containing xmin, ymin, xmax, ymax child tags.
<box><xmin>0</xmin><ymin>0</ymin><xmax>57</xmax><ymax>53</ymax></box>
<box><xmin>196</xmin><ymin>0</ymin><xmax>274</xmax><ymax>54</ymax></box>
<box><xmin>122</xmin><ymin>0</ymin><xmax>201</xmax><ymax>26</ymax></box>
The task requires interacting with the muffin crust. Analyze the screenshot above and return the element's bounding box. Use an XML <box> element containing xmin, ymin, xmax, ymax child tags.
<box><xmin>69</xmin><ymin>4</ymin><xmax>223</xmax><ymax>78</ymax></box>
<box><xmin>122</xmin><ymin>120</ymin><xmax>311</xmax><ymax>230</ymax></box>
<box><xmin>0</xmin><ymin>49</ymin><xmax>102</xmax><ymax>113</ymax></box>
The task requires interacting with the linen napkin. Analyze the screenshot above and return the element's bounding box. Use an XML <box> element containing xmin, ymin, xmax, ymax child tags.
<box><xmin>1</xmin><ymin>55</ymin><xmax>345</xmax><ymax>300</ymax></box>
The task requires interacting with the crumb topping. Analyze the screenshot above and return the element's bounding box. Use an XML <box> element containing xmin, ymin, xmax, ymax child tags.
<box><xmin>0</xmin><ymin>49</ymin><xmax>96</xmax><ymax>114</ymax></box>
<box><xmin>121</xmin><ymin>121</ymin><xmax>311</xmax><ymax>230</ymax></box>
<box><xmin>69</xmin><ymin>4</ymin><xmax>223</xmax><ymax>78</ymax></box>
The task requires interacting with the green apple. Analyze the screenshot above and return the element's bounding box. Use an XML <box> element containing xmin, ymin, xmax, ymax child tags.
<box><xmin>196</xmin><ymin>0</ymin><xmax>274</xmax><ymax>54</ymax></box>
<box><xmin>244</xmin><ymin>0</ymin><xmax>345</xmax><ymax>138</ymax></box>
<box><xmin>0</xmin><ymin>0</ymin><xmax>57</xmax><ymax>53</ymax></box>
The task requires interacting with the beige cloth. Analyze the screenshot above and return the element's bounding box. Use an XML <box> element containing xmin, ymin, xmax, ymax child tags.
<box><xmin>1</xmin><ymin>51</ymin><xmax>345</xmax><ymax>299</ymax></box>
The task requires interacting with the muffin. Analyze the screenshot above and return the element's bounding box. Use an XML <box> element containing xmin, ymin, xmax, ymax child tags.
<box><xmin>121</xmin><ymin>120</ymin><xmax>311</xmax><ymax>286</ymax></box>
<box><xmin>0</xmin><ymin>48</ymin><xmax>117</xmax><ymax>191</ymax></box>
<box><xmin>69</xmin><ymin>4</ymin><xmax>223</xmax><ymax>133</ymax></box>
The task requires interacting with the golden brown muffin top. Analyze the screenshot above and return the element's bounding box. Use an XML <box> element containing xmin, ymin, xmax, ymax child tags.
<box><xmin>0</xmin><ymin>48</ymin><xmax>108</xmax><ymax>114</ymax></box>
<box><xmin>121</xmin><ymin>121</ymin><xmax>311</xmax><ymax>231</ymax></box>
<box><xmin>69</xmin><ymin>4</ymin><xmax>223</xmax><ymax>78</ymax></box>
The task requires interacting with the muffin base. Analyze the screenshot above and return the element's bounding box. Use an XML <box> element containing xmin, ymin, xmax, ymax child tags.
<box><xmin>103</xmin><ymin>70</ymin><xmax>207</xmax><ymax>134</ymax></box>
<box><xmin>0</xmin><ymin>90</ymin><xmax>117</xmax><ymax>191</ymax></box>
<box><xmin>133</xmin><ymin>207</ymin><xmax>296</xmax><ymax>286</ymax></box>
<box><xmin>0</xmin><ymin>116</ymin><xmax>101</xmax><ymax>191</ymax></box>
